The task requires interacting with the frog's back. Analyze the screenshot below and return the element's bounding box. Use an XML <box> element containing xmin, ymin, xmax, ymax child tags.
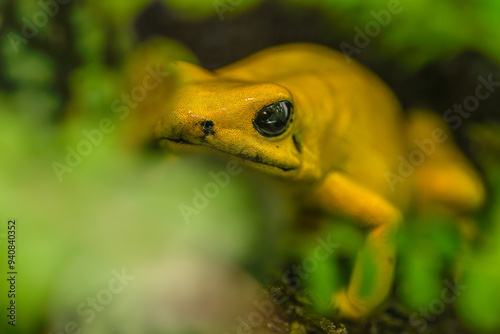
<box><xmin>216</xmin><ymin>43</ymin><xmax>360</xmax><ymax>81</ymax></box>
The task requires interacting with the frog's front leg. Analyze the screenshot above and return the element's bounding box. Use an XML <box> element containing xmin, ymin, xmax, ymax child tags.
<box><xmin>312</xmin><ymin>172</ymin><xmax>402</xmax><ymax>318</ymax></box>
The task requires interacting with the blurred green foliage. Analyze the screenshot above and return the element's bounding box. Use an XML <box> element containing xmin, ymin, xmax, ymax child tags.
<box><xmin>0</xmin><ymin>111</ymin><xmax>286</xmax><ymax>333</ymax></box>
<box><xmin>290</xmin><ymin>0</ymin><xmax>500</xmax><ymax>67</ymax></box>
<box><xmin>1</xmin><ymin>0</ymin><xmax>500</xmax><ymax>332</ymax></box>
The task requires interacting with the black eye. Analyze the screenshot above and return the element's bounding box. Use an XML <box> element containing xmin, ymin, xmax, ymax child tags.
<box><xmin>253</xmin><ymin>100</ymin><xmax>293</xmax><ymax>137</ymax></box>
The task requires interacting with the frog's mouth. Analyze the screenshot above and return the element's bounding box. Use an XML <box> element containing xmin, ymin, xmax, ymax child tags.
<box><xmin>159</xmin><ymin>137</ymin><xmax>298</xmax><ymax>172</ymax></box>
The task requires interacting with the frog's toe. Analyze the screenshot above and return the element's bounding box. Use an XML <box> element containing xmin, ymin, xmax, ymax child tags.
<box><xmin>331</xmin><ymin>289</ymin><xmax>371</xmax><ymax>319</ymax></box>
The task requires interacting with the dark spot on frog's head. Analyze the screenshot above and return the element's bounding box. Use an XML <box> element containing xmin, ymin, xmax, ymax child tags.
<box><xmin>201</xmin><ymin>120</ymin><xmax>215</xmax><ymax>137</ymax></box>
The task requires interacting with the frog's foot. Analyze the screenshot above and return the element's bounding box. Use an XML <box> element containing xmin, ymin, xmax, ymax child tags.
<box><xmin>331</xmin><ymin>289</ymin><xmax>371</xmax><ymax>319</ymax></box>
<box><xmin>313</xmin><ymin>172</ymin><xmax>401</xmax><ymax>319</ymax></box>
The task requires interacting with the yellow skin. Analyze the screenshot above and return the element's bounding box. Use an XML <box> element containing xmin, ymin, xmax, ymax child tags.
<box><xmin>154</xmin><ymin>43</ymin><xmax>484</xmax><ymax>318</ymax></box>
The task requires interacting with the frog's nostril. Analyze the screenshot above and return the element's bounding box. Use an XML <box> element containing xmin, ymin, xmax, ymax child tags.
<box><xmin>201</xmin><ymin>120</ymin><xmax>215</xmax><ymax>136</ymax></box>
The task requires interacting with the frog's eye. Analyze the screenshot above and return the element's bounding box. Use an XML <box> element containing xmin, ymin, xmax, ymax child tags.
<box><xmin>253</xmin><ymin>100</ymin><xmax>293</xmax><ymax>137</ymax></box>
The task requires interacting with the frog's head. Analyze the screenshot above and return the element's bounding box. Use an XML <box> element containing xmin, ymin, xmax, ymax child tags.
<box><xmin>156</xmin><ymin>61</ymin><xmax>305</xmax><ymax>178</ymax></box>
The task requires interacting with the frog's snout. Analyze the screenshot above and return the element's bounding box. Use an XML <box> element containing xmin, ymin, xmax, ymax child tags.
<box><xmin>158</xmin><ymin>110</ymin><xmax>217</xmax><ymax>145</ymax></box>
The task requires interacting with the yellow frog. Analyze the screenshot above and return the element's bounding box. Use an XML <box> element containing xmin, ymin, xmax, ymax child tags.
<box><xmin>150</xmin><ymin>43</ymin><xmax>484</xmax><ymax>318</ymax></box>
